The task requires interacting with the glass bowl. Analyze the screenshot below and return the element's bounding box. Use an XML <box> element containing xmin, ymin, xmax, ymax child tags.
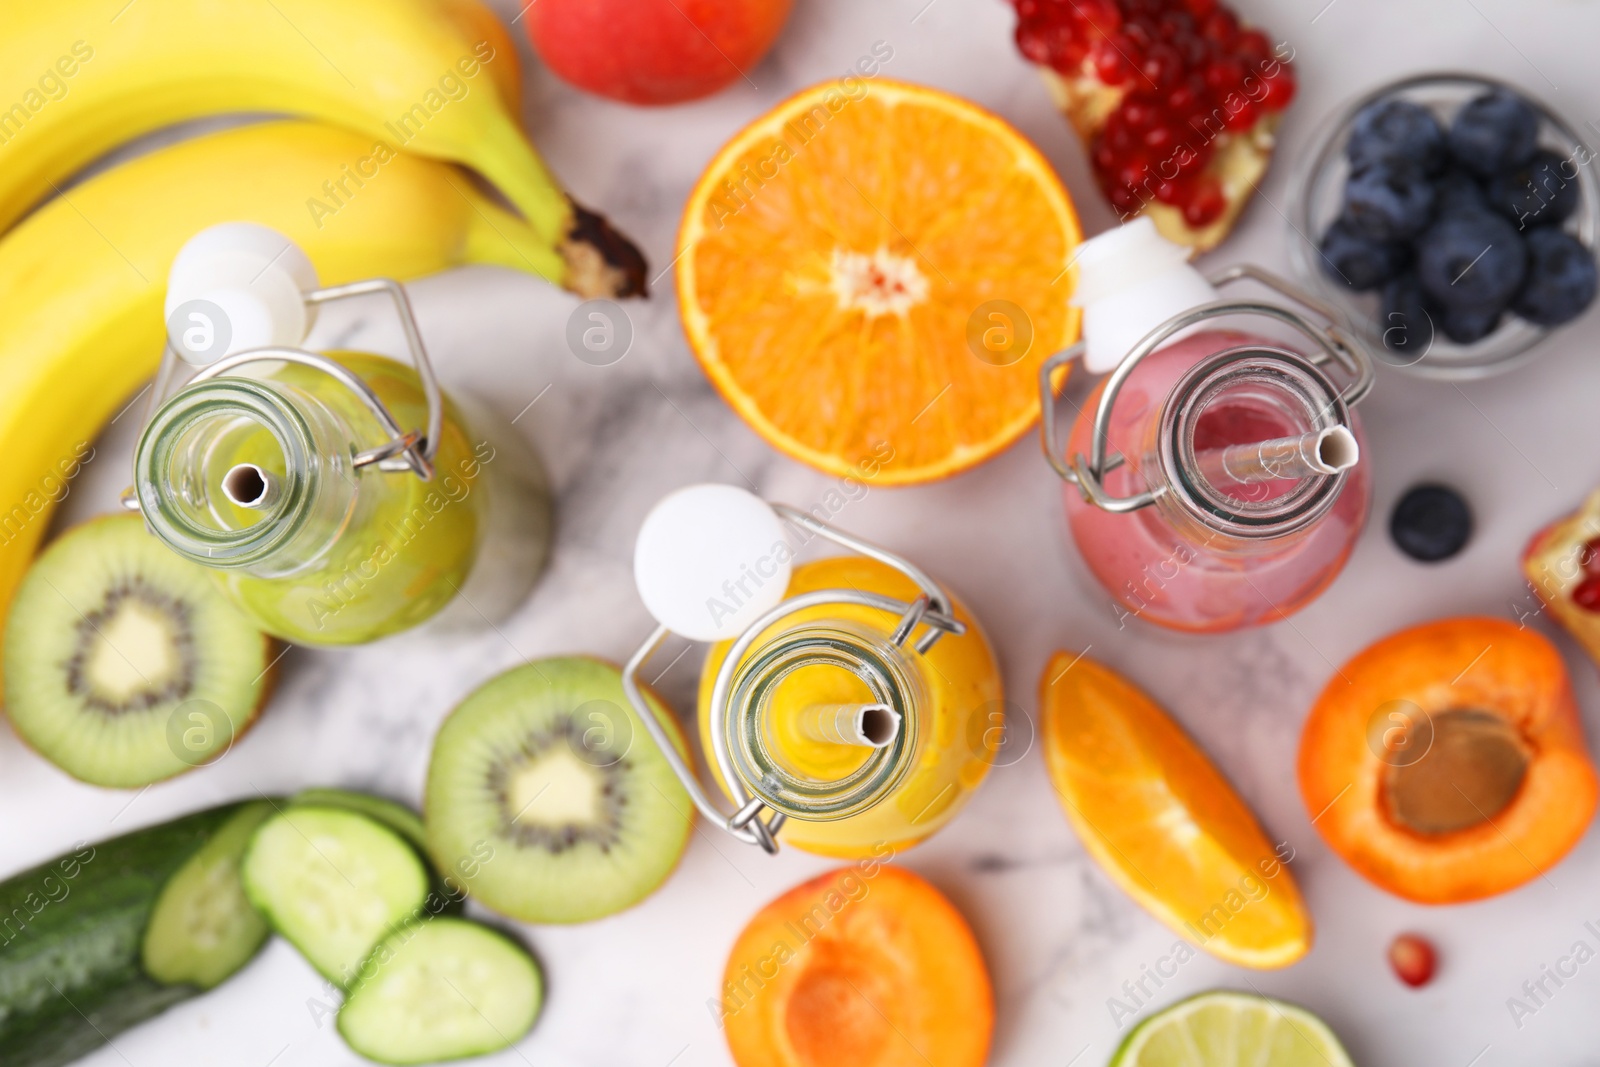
<box><xmin>1287</xmin><ymin>71</ymin><xmax>1598</xmax><ymax>381</ymax></box>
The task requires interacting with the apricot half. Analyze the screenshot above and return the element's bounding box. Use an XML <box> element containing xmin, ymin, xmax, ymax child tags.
<box><xmin>1299</xmin><ymin>616</ymin><xmax>1598</xmax><ymax>904</ymax></box>
<box><xmin>717</xmin><ymin>864</ymin><xmax>992</xmax><ymax>1067</ymax></box>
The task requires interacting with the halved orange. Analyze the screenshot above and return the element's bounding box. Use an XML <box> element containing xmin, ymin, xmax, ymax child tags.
<box><xmin>1040</xmin><ymin>651</ymin><xmax>1312</xmax><ymax>969</ymax></box>
<box><xmin>677</xmin><ymin>80</ymin><xmax>1081</xmax><ymax>485</ymax></box>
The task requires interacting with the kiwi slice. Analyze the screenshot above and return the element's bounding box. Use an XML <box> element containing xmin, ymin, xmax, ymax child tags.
<box><xmin>3</xmin><ymin>514</ymin><xmax>274</xmax><ymax>787</ymax></box>
<box><xmin>424</xmin><ymin>657</ymin><xmax>694</xmax><ymax>923</ymax></box>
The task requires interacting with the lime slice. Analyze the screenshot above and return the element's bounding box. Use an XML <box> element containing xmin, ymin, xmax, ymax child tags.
<box><xmin>1111</xmin><ymin>991</ymin><xmax>1355</xmax><ymax>1067</ymax></box>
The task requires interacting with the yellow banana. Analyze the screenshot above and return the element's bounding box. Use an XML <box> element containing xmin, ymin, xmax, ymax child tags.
<box><xmin>0</xmin><ymin>0</ymin><xmax>645</xmax><ymax>296</ymax></box>
<box><xmin>0</xmin><ymin>119</ymin><xmax>569</xmax><ymax>679</ymax></box>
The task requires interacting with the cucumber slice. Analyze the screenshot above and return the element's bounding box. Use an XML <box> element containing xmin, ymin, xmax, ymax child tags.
<box><xmin>142</xmin><ymin>801</ymin><xmax>273</xmax><ymax>988</ymax></box>
<box><xmin>338</xmin><ymin>918</ymin><xmax>542</xmax><ymax>1065</ymax></box>
<box><xmin>289</xmin><ymin>788</ymin><xmax>427</xmax><ymax>852</ymax></box>
<box><xmin>289</xmin><ymin>788</ymin><xmax>464</xmax><ymax>916</ymax></box>
<box><xmin>242</xmin><ymin>806</ymin><xmax>428</xmax><ymax>986</ymax></box>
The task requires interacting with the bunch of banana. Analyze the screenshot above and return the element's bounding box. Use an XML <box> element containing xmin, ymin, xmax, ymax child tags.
<box><xmin>1</xmin><ymin>0</ymin><xmax>645</xmax><ymax>297</ymax></box>
<box><xmin>0</xmin><ymin>120</ymin><xmax>576</xmax><ymax>672</ymax></box>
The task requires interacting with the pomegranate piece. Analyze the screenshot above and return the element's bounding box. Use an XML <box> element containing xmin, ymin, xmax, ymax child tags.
<box><xmin>1388</xmin><ymin>933</ymin><xmax>1438</xmax><ymax>988</ymax></box>
<box><xmin>1009</xmin><ymin>0</ymin><xmax>1294</xmax><ymax>250</ymax></box>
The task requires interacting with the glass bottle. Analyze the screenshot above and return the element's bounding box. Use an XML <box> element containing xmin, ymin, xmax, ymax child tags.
<box><xmin>623</xmin><ymin>485</ymin><xmax>1003</xmax><ymax>857</ymax></box>
<box><xmin>1040</xmin><ymin>219</ymin><xmax>1376</xmax><ymax>633</ymax></box>
<box><xmin>130</xmin><ymin>226</ymin><xmax>550</xmax><ymax>645</ymax></box>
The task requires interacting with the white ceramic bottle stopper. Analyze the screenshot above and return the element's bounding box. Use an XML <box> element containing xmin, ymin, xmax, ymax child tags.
<box><xmin>633</xmin><ymin>484</ymin><xmax>794</xmax><ymax>643</ymax></box>
<box><xmin>164</xmin><ymin>222</ymin><xmax>319</xmax><ymax>366</ymax></box>
<box><xmin>1071</xmin><ymin>216</ymin><xmax>1220</xmax><ymax>375</ymax></box>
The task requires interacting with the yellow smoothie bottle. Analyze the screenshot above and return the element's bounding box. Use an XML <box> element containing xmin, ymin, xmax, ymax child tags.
<box><xmin>129</xmin><ymin>225</ymin><xmax>550</xmax><ymax>645</ymax></box>
<box><xmin>623</xmin><ymin>485</ymin><xmax>1003</xmax><ymax>858</ymax></box>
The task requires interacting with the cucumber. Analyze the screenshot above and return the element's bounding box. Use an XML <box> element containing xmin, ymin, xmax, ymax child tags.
<box><xmin>0</xmin><ymin>800</ymin><xmax>274</xmax><ymax>1067</ymax></box>
<box><xmin>338</xmin><ymin>918</ymin><xmax>543</xmax><ymax>1065</ymax></box>
<box><xmin>288</xmin><ymin>787</ymin><xmax>463</xmax><ymax>915</ymax></box>
<box><xmin>242</xmin><ymin>806</ymin><xmax>429</xmax><ymax>987</ymax></box>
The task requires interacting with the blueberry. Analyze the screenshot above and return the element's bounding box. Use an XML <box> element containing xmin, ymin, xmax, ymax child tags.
<box><xmin>1488</xmin><ymin>149</ymin><xmax>1581</xmax><ymax>229</ymax></box>
<box><xmin>1416</xmin><ymin>211</ymin><xmax>1527</xmax><ymax>308</ymax></box>
<box><xmin>1319</xmin><ymin>218</ymin><xmax>1410</xmax><ymax>291</ymax></box>
<box><xmin>1342</xmin><ymin>163</ymin><xmax>1437</xmax><ymax>240</ymax></box>
<box><xmin>1378</xmin><ymin>274</ymin><xmax>1435</xmax><ymax>354</ymax></box>
<box><xmin>1390</xmin><ymin>484</ymin><xmax>1472</xmax><ymax>562</ymax></box>
<box><xmin>1432</xmin><ymin>168</ymin><xmax>1490</xmax><ymax>218</ymax></box>
<box><xmin>1347</xmin><ymin>98</ymin><xmax>1447</xmax><ymax>173</ymax></box>
<box><xmin>1511</xmin><ymin>228</ymin><xmax>1598</xmax><ymax>326</ymax></box>
<box><xmin>1448</xmin><ymin>89</ymin><xmax>1540</xmax><ymax>177</ymax></box>
<box><xmin>1439</xmin><ymin>302</ymin><xmax>1502</xmax><ymax>343</ymax></box>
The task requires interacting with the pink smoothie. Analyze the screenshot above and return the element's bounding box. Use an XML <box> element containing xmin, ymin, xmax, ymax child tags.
<box><xmin>1063</xmin><ymin>330</ymin><xmax>1370</xmax><ymax>632</ymax></box>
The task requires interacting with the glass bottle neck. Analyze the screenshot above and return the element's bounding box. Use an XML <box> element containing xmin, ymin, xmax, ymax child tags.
<box><xmin>1150</xmin><ymin>344</ymin><xmax>1355</xmax><ymax>546</ymax></box>
<box><xmin>723</xmin><ymin>620</ymin><xmax>927</xmax><ymax>821</ymax></box>
<box><xmin>133</xmin><ymin>374</ymin><xmax>359</xmax><ymax>576</ymax></box>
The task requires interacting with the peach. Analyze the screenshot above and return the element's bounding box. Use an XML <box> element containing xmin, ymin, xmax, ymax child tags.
<box><xmin>717</xmin><ymin>863</ymin><xmax>991</xmax><ymax>1067</ymax></box>
<box><xmin>525</xmin><ymin>0</ymin><xmax>793</xmax><ymax>106</ymax></box>
<box><xmin>1298</xmin><ymin>617</ymin><xmax>1598</xmax><ymax>904</ymax></box>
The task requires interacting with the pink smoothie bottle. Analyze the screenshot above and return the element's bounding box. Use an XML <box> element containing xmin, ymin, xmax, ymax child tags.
<box><xmin>1039</xmin><ymin>219</ymin><xmax>1377</xmax><ymax>633</ymax></box>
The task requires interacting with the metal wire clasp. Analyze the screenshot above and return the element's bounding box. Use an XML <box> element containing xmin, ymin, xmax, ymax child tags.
<box><xmin>122</xmin><ymin>278</ymin><xmax>444</xmax><ymax>513</ymax></box>
<box><xmin>619</xmin><ymin>504</ymin><xmax>964</xmax><ymax>854</ymax></box>
<box><xmin>1037</xmin><ymin>264</ymin><xmax>1376</xmax><ymax>513</ymax></box>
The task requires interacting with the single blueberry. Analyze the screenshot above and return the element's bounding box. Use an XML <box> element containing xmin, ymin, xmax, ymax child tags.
<box><xmin>1448</xmin><ymin>89</ymin><xmax>1540</xmax><ymax>177</ymax></box>
<box><xmin>1438</xmin><ymin>302</ymin><xmax>1503</xmax><ymax>344</ymax></box>
<box><xmin>1488</xmin><ymin>149</ymin><xmax>1581</xmax><ymax>229</ymax></box>
<box><xmin>1432</xmin><ymin>168</ymin><xmax>1490</xmax><ymax>218</ymax></box>
<box><xmin>1347</xmin><ymin>98</ymin><xmax>1447</xmax><ymax>173</ymax></box>
<box><xmin>1378</xmin><ymin>274</ymin><xmax>1435</xmax><ymax>354</ymax></box>
<box><xmin>1390</xmin><ymin>484</ymin><xmax>1473</xmax><ymax>562</ymax></box>
<box><xmin>1511</xmin><ymin>228</ymin><xmax>1598</xmax><ymax>326</ymax></box>
<box><xmin>1319</xmin><ymin>218</ymin><xmax>1411</xmax><ymax>291</ymax></box>
<box><xmin>1342</xmin><ymin>163</ymin><xmax>1437</xmax><ymax>240</ymax></box>
<box><xmin>1416</xmin><ymin>211</ymin><xmax>1527</xmax><ymax>308</ymax></box>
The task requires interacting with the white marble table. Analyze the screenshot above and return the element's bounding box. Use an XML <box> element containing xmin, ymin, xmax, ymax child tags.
<box><xmin>7</xmin><ymin>0</ymin><xmax>1600</xmax><ymax>1063</ymax></box>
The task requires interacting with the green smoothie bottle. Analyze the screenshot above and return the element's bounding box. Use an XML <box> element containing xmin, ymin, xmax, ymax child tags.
<box><xmin>130</xmin><ymin>224</ymin><xmax>551</xmax><ymax>645</ymax></box>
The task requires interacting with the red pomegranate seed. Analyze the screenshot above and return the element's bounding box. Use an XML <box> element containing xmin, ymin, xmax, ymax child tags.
<box><xmin>1079</xmin><ymin>0</ymin><xmax>1123</xmax><ymax>33</ymax></box>
<box><xmin>1108</xmin><ymin>184</ymin><xmax>1142</xmax><ymax>213</ymax></box>
<box><xmin>1259</xmin><ymin>67</ymin><xmax>1296</xmax><ymax>110</ymax></box>
<box><xmin>1139</xmin><ymin>42</ymin><xmax>1183</xmax><ymax>85</ymax></box>
<box><xmin>1121</xmin><ymin>96</ymin><xmax>1159</xmax><ymax>128</ymax></box>
<box><xmin>1015</xmin><ymin>21</ymin><xmax>1055</xmax><ymax>63</ymax></box>
<box><xmin>1235</xmin><ymin>28</ymin><xmax>1271</xmax><ymax>63</ymax></box>
<box><xmin>1182</xmin><ymin>176</ymin><xmax>1225</xmax><ymax>225</ymax></box>
<box><xmin>1389</xmin><ymin>934</ymin><xmax>1437</xmax><ymax>988</ymax></box>
<box><xmin>1222</xmin><ymin>97</ymin><xmax>1259</xmax><ymax>131</ymax></box>
<box><xmin>1181</xmin><ymin>0</ymin><xmax>1217</xmax><ymax>14</ymax></box>
<box><xmin>1167</xmin><ymin>78</ymin><xmax>1202</xmax><ymax>115</ymax></box>
<box><xmin>1574</xmin><ymin>574</ymin><xmax>1600</xmax><ymax>612</ymax></box>
<box><xmin>1142</xmin><ymin>123</ymin><xmax>1179</xmax><ymax>153</ymax></box>
<box><xmin>1199</xmin><ymin>8</ymin><xmax>1238</xmax><ymax>42</ymax></box>
<box><xmin>1093</xmin><ymin>42</ymin><xmax>1135</xmax><ymax>84</ymax></box>
<box><xmin>1155</xmin><ymin>10</ymin><xmax>1193</xmax><ymax>39</ymax></box>
<box><xmin>1154</xmin><ymin>176</ymin><xmax>1194</xmax><ymax>205</ymax></box>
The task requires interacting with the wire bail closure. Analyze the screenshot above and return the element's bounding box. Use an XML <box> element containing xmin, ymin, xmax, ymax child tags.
<box><xmin>1037</xmin><ymin>264</ymin><xmax>1376</xmax><ymax>514</ymax></box>
<box><xmin>620</xmin><ymin>504</ymin><xmax>964</xmax><ymax>854</ymax></box>
<box><xmin>122</xmin><ymin>277</ymin><xmax>444</xmax><ymax>514</ymax></box>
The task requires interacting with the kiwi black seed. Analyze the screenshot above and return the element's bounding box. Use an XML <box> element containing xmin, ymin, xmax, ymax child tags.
<box><xmin>3</xmin><ymin>514</ymin><xmax>274</xmax><ymax>787</ymax></box>
<box><xmin>424</xmin><ymin>657</ymin><xmax>694</xmax><ymax>924</ymax></box>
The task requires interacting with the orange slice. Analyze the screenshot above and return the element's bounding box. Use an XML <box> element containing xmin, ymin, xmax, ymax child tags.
<box><xmin>1040</xmin><ymin>651</ymin><xmax>1312</xmax><ymax>969</ymax></box>
<box><xmin>677</xmin><ymin>80</ymin><xmax>1082</xmax><ymax>485</ymax></box>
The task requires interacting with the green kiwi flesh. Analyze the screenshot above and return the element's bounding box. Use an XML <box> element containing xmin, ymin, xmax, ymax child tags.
<box><xmin>424</xmin><ymin>657</ymin><xmax>693</xmax><ymax>923</ymax></box>
<box><xmin>3</xmin><ymin>515</ymin><xmax>273</xmax><ymax>787</ymax></box>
